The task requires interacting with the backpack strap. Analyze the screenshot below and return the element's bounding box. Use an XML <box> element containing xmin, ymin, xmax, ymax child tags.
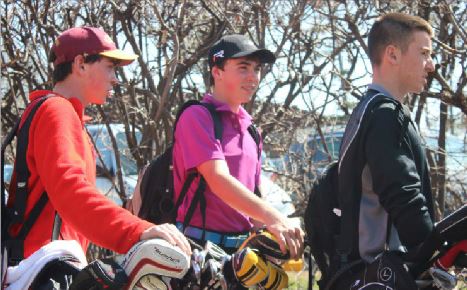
<box><xmin>173</xmin><ymin>100</ymin><xmax>223</xmax><ymax>140</ymax></box>
<box><xmin>191</xmin><ymin>103</ymin><xmax>221</xmax><ymax>237</ymax></box>
<box><xmin>200</xmin><ymin>102</ymin><xmax>223</xmax><ymax>141</ymax></box>
<box><xmin>247</xmin><ymin>124</ymin><xmax>261</xmax><ymax>159</ymax></box>
<box><xmin>183</xmin><ymin>178</ymin><xmax>208</xmax><ymax>235</ymax></box>
<box><xmin>3</xmin><ymin>97</ymin><xmax>50</xmax><ymax>265</ymax></box>
<box><xmin>5</xmin><ymin>192</ymin><xmax>49</xmax><ymax>265</ymax></box>
<box><xmin>11</xmin><ymin>97</ymin><xmax>50</xmax><ymax>224</ymax></box>
<box><xmin>247</xmin><ymin>124</ymin><xmax>262</xmax><ymax>197</ymax></box>
<box><xmin>173</xmin><ymin>101</ymin><xmax>223</xmax><ymax>238</ymax></box>
<box><xmin>2</xmin><ymin>95</ymin><xmax>63</xmax><ymax>266</ymax></box>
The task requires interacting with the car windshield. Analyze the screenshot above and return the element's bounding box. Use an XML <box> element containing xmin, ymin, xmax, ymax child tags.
<box><xmin>288</xmin><ymin>134</ymin><xmax>342</xmax><ymax>163</ymax></box>
<box><xmin>308</xmin><ymin>135</ymin><xmax>342</xmax><ymax>163</ymax></box>
<box><xmin>116</xmin><ymin>132</ymin><xmax>139</xmax><ymax>175</ymax></box>
<box><xmin>89</xmin><ymin>127</ymin><xmax>141</xmax><ymax>176</ymax></box>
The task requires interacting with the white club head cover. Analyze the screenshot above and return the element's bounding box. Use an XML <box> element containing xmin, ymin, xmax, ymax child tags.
<box><xmin>131</xmin><ymin>274</ymin><xmax>171</xmax><ymax>290</ymax></box>
<box><xmin>120</xmin><ymin>239</ymin><xmax>190</xmax><ymax>289</ymax></box>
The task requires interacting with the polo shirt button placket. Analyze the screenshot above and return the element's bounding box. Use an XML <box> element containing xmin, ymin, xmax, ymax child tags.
<box><xmin>231</xmin><ymin>114</ymin><xmax>239</xmax><ymax>130</ymax></box>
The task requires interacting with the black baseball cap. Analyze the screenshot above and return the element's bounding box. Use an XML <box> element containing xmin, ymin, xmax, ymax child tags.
<box><xmin>208</xmin><ymin>34</ymin><xmax>276</xmax><ymax>68</ymax></box>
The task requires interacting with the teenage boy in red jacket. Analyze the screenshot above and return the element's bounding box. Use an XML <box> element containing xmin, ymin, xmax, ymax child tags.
<box><xmin>5</xmin><ymin>27</ymin><xmax>191</xmax><ymax>263</ymax></box>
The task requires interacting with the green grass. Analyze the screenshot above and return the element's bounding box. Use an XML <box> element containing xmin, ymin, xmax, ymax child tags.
<box><xmin>286</xmin><ymin>271</ymin><xmax>309</xmax><ymax>289</ymax></box>
<box><xmin>286</xmin><ymin>270</ymin><xmax>321</xmax><ymax>289</ymax></box>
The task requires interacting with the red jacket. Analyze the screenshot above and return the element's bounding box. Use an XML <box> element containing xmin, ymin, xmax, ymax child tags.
<box><xmin>8</xmin><ymin>90</ymin><xmax>153</xmax><ymax>259</ymax></box>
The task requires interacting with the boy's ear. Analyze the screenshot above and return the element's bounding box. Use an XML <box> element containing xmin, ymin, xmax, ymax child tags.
<box><xmin>71</xmin><ymin>55</ymin><xmax>86</xmax><ymax>74</ymax></box>
<box><xmin>211</xmin><ymin>66</ymin><xmax>222</xmax><ymax>81</ymax></box>
<box><xmin>384</xmin><ymin>44</ymin><xmax>401</xmax><ymax>65</ymax></box>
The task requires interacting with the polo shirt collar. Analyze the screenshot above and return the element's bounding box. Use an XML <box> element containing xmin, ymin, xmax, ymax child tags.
<box><xmin>29</xmin><ymin>90</ymin><xmax>89</xmax><ymax>125</ymax></box>
<box><xmin>368</xmin><ymin>83</ymin><xmax>396</xmax><ymax>100</ymax></box>
<box><xmin>202</xmin><ymin>93</ymin><xmax>252</xmax><ymax>123</ymax></box>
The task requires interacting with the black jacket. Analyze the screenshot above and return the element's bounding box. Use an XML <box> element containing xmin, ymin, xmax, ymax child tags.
<box><xmin>338</xmin><ymin>89</ymin><xmax>435</xmax><ymax>261</ymax></box>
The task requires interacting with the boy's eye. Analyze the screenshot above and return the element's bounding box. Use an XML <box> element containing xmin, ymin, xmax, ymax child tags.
<box><xmin>422</xmin><ymin>50</ymin><xmax>432</xmax><ymax>57</ymax></box>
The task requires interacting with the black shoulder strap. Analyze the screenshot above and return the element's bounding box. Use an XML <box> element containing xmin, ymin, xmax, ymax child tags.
<box><xmin>2</xmin><ymin>95</ymin><xmax>62</xmax><ymax>265</ymax></box>
<box><xmin>247</xmin><ymin>124</ymin><xmax>262</xmax><ymax>197</ymax></box>
<box><xmin>11</xmin><ymin>97</ymin><xmax>51</xmax><ymax>224</ymax></box>
<box><xmin>173</xmin><ymin>100</ymin><xmax>223</xmax><ymax>141</ymax></box>
<box><xmin>247</xmin><ymin>124</ymin><xmax>261</xmax><ymax>160</ymax></box>
<box><xmin>173</xmin><ymin>101</ymin><xmax>223</xmax><ymax>234</ymax></box>
<box><xmin>2</xmin><ymin>97</ymin><xmax>51</xmax><ymax>265</ymax></box>
<box><xmin>200</xmin><ymin>102</ymin><xmax>223</xmax><ymax>141</ymax></box>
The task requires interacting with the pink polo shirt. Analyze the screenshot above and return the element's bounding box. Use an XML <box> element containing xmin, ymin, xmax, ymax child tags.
<box><xmin>173</xmin><ymin>94</ymin><xmax>261</xmax><ymax>233</ymax></box>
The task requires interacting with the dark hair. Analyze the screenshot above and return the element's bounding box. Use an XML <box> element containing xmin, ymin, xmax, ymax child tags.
<box><xmin>51</xmin><ymin>54</ymin><xmax>103</xmax><ymax>83</ymax></box>
<box><xmin>209</xmin><ymin>59</ymin><xmax>226</xmax><ymax>86</ymax></box>
<box><xmin>368</xmin><ymin>13</ymin><xmax>433</xmax><ymax>66</ymax></box>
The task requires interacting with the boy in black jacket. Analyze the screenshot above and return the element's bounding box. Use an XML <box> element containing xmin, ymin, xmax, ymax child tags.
<box><xmin>340</xmin><ymin>12</ymin><xmax>436</xmax><ymax>263</ymax></box>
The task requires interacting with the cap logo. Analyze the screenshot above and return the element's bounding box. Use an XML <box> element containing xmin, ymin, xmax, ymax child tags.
<box><xmin>212</xmin><ymin>50</ymin><xmax>224</xmax><ymax>63</ymax></box>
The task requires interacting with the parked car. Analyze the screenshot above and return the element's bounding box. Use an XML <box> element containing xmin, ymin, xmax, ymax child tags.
<box><xmin>85</xmin><ymin>124</ymin><xmax>141</xmax><ymax>205</ymax></box>
<box><xmin>88</xmin><ymin>124</ymin><xmax>296</xmax><ymax>213</ymax></box>
<box><xmin>3</xmin><ymin>123</ymin><xmax>296</xmax><ymax>215</ymax></box>
<box><xmin>264</xmin><ymin>130</ymin><xmax>344</xmax><ymax>178</ymax></box>
<box><xmin>260</xmin><ymin>171</ymin><xmax>300</xmax><ymax>225</ymax></box>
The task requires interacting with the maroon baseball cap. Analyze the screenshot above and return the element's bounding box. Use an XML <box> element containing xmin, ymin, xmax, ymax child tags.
<box><xmin>50</xmin><ymin>27</ymin><xmax>138</xmax><ymax>66</ymax></box>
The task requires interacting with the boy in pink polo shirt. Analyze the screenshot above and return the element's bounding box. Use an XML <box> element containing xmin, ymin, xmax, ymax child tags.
<box><xmin>172</xmin><ymin>34</ymin><xmax>304</xmax><ymax>258</ymax></box>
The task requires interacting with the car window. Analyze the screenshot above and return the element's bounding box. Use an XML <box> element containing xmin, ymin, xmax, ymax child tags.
<box><xmin>87</xmin><ymin>126</ymin><xmax>141</xmax><ymax>176</ymax></box>
<box><xmin>116</xmin><ymin>132</ymin><xmax>141</xmax><ymax>176</ymax></box>
<box><xmin>308</xmin><ymin>134</ymin><xmax>342</xmax><ymax>163</ymax></box>
<box><xmin>4</xmin><ymin>165</ymin><xmax>13</xmax><ymax>184</ymax></box>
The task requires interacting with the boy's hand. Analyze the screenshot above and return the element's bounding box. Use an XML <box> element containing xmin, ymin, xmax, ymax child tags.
<box><xmin>140</xmin><ymin>223</ymin><xmax>192</xmax><ymax>256</ymax></box>
<box><xmin>266</xmin><ymin>220</ymin><xmax>304</xmax><ymax>260</ymax></box>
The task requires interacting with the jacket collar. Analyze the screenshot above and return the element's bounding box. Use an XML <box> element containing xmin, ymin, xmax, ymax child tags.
<box><xmin>29</xmin><ymin>90</ymin><xmax>91</xmax><ymax>125</ymax></box>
